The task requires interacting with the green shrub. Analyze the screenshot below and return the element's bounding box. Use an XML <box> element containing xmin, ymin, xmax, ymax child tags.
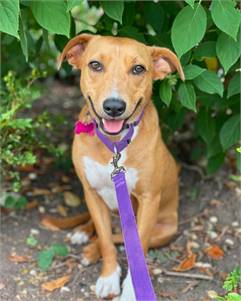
<box><xmin>0</xmin><ymin>0</ymin><xmax>240</xmax><ymax>174</ymax></box>
<box><xmin>0</xmin><ymin>70</ymin><xmax>60</xmax><ymax>191</ymax></box>
<box><xmin>216</xmin><ymin>267</ymin><xmax>241</xmax><ymax>301</ymax></box>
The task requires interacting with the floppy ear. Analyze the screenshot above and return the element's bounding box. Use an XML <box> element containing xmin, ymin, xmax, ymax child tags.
<box><xmin>149</xmin><ymin>47</ymin><xmax>185</xmax><ymax>81</ymax></box>
<box><xmin>57</xmin><ymin>34</ymin><xmax>93</xmax><ymax>70</ymax></box>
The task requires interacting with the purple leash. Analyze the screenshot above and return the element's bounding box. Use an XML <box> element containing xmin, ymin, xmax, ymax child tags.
<box><xmin>94</xmin><ymin>112</ymin><xmax>157</xmax><ymax>301</ymax></box>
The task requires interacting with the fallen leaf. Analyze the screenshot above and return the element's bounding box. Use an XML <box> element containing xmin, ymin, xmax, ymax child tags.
<box><xmin>64</xmin><ymin>192</ymin><xmax>81</xmax><ymax>207</ymax></box>
<box><xmin>31</xmin><ymin>188</ymin><xmax>51</xmax><ymax>196</ymax></box>
<box><xmin>173</xmin><ymin>253</ymin><xmax>197</xmax><ymax>272</ymax></box>
<box><xmin>26</xmin><ymin>200</ymin><xmax>39</xmax><ymax>209</ymax></box>
<box><xmin>42</xmin><ymin>275</ymin><xmax>70</xmax><ymax>292</ymax></box>
<box><xmin>57</xmin><ymin>205</ymin><xmax>68</xmax><ymax>217</ymax></box>
<box><xmin>8</xmin><ymin>255</ymin><xmax>31</xmax><ymax>263</ymax></box>
<box><xmin>204</xmin><ymin>245</ymin><xmax>224</xmax><ymax>260</ymax></box>
<box><xmin>65</xmin><ymin>258</ymin><xmax>76</xmax><ymax>273</ymax></box>
<box><xmin>41</xmin><ymin>217</ymin><xmax>60</xmax><ymax>231</ymax></box>
<box><xmin>159</xmin><ymin>291</ymin><xmax>176</xmax><ymax>298</ymax></box>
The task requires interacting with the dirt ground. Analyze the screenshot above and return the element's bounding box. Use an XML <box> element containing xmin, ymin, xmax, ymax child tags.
<box><xmin>1</xmin><ymin>81</ymin><xmax>240</xmax><ymax>301</ymax></box>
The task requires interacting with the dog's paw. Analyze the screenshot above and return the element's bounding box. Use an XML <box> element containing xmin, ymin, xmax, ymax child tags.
<box><xmin>120</xmin><ymin>270</ymin><xmax>135</xmax><ymax>301</ymax></box>
<box><xmin>96</xmin><ymin>265</ymin><xmax>121</xmax><ymax>299</ymax></box>
<box><xmin>67</xmin><ymin>231</ymin><xmax>89</xmax><ymax>245</ymax></box>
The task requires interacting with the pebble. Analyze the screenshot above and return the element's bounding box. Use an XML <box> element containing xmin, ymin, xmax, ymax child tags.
<box><xmin>29</xmin><ymin>270</ymin><xmax>37</xmax><ymax>276</ymax></box>
<box><xmin>224</xmin><ymin>238</ymin><xmax>234</xmax><ymax>247</ymax></box>
<box><xmin>38</xmin><ymin>206</ymin><xmax>45</xmax><ymax>214</ymax></box>
<box><xmin>195</xmin><ymin>262</ymin><xmax>212</xmax><ymax>268</ymax></box>
<box><xmin>29</xmin><ymin>173</ymin><xmax>37</xmax><ymax>180</ymax></box>
<box><xmin>189</xmin><ymin>241</ymin><xmax>200</xmax><ymax>249</ymax></box>
<box><xmin>231</xmin><ymin>221</ymin><xmax>239</xmax><ymax>227</ymax></box>
<box><xmin>157</xmin><ymin>277</ymin><xmax>164</xmax><ymax>284</ymax></box>
<box><xmin>190</xmin><ymin>233</ymin><xmax>198</xmax><ymax>240</ymax></box>
<box><xmin>208</xmin><ymin>231</ymin><xmax>218</xmax><ymax>240</ymax></box>
<box><xmin>153</xmin><ymin>268</ymin><xmax>162</xmax><ymax>275</ymax></box>
<box><xmin>207</xmin><ymin>290</ymin><xmax>218</xmax><ymax>299</ymax></box>
<box><xmin>60</xmin><ymin>286</ymin><xmax>70</xmax><ymax>293</ymax></box>
<box><xmin>80</xmin><ymin>288</ymin><xmax>85</xmax><ymax>293</ymax></box>
<box><xmin>90</xmin><ymin>285</ymin><xmax>95</xmax><ymax>292</ymax></box>
<box><xmin>236</xmin><ymin>228</ymin><xmax>241</xmax><ymax>234</ymax></box>
<box><xmin>209</xmin><ymin>216</ymin><xmax>218</xmax><ymax>224</ymax></box>
<box><xmin>30</xmin><ymin>229</ymin><xmax>39</xmax><ymax>235</ymax></box>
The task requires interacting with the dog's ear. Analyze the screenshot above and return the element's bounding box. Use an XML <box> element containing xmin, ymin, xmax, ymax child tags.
<box><xmin>57</xmin><ymin>34</ymin><xmax>93</xmax><ymax>70</ymax></box>
<box><xmin>149</xmin><ymin>47</ymin><xmax>185</xmax><ymax>81</ymax></box>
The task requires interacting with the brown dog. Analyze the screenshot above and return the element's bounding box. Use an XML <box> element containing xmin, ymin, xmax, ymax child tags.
<box><xmin>58</xmin><ymin>34</ymin><xmax>184</xmax><ymax>300</ymax></box>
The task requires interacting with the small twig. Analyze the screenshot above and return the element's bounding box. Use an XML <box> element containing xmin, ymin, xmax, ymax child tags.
<box><xmin>181</xmin><ymin>162</ymin><xmax>207</xmax><ymax>179</ymax></box>
<box><xmin>162</xmin><ymin>270</ymin><xmax>213</xmax><ymax>281</ymax></box>
<box><xmin>215</xmin><ymin>226</ymin><xmax>229</xmax><ymax>242</ymax></box>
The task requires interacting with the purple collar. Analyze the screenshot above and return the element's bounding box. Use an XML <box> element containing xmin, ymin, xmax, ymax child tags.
<box><xmin>94</xmin><ymin>110</ymin><xmax>144</xmax><ymax>153</ymax></box>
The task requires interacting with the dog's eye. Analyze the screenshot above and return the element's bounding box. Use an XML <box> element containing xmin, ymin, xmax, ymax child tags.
<box><xmin>88</xmin><ymin>61</ymin><xmax>103</xmax><ymax>72</ymax></box>
<box><xmin>131</xmin><ymin>64</ymin><xmax>146</xmax><ymax>75</ymax></box>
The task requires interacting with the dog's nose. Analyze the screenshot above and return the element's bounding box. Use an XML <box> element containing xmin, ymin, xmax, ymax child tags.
<box><xmin>103</xmin><ymin>98</ymin><xmax>126</xmax><ymax>117</ymax></box>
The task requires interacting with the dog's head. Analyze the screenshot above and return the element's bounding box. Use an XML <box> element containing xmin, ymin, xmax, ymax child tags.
<box><xmin>58</xmin><ymin>34</ymin><xmax>184</xmax><ymax>135</ymax></box>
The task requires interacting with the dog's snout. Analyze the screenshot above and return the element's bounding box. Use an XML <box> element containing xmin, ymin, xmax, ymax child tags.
<box><xmin>103</xmin><ymin>98</ymin><xmax>126</xmax><ymax>117</ymax></box>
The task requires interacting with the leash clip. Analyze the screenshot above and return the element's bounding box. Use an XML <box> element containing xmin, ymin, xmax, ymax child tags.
<box><xmin>111</xmin><ymin>150</ymin><xmax>126</xmax><ymax>178</ymax></box>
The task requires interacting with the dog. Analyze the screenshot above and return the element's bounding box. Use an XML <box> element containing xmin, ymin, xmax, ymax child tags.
<box><xmin>58</xmin><ymin>34</ymin><xmax>184</xmax><ymax>300</ymax></box>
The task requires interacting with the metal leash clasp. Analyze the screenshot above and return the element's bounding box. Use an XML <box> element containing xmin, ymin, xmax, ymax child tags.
<box><xmin>111</xmin><ymin>146</ymin><xmax>126</xmax><ymax>178</ymax></box>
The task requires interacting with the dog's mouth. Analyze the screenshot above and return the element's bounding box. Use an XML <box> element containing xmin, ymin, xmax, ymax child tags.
<box><xmin>101</xmin><ymin>119</ymin><xmax>125</xmax><ymax>134</ymax></box>
<box><xmin>87</xmin><ymin>96</ymin><xmax>142</xmax><ymax>136</ymax></box>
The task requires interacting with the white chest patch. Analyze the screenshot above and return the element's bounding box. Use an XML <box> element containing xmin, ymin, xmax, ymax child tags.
<box><xmin>83</xmin><ymin>150</ymin><xmax>138</xmax><ymax>210</ymax></box>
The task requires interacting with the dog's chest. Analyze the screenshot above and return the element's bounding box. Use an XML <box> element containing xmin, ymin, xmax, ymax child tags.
<box><xmin>83</xmin><ymin>152</ymin><xmax>138</xmax><ymax>210</ymax></box>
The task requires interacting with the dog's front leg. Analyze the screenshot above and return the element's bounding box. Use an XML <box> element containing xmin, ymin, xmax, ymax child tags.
<box><xmin>81</xmin><ymin>177</ymin><xmax>121</xmax><ymax>299</ymax></box>
<box><xmin>120</xmin><ymin>194</ymin><xmax>160</xmax><ymax>301</ymax></box>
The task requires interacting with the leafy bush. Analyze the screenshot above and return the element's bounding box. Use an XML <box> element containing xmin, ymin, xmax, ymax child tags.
<box><xmin>216</xmin><ymin>267</ymin><xmax>241</xmax><ymax>301</ymax></box>
<box><xmin>1</xmin><ymin>0</ymin><xmax>240</xmax><ymax>174</ymax></box>
<box><xmin>0</xmin><ymin>70</ymin><xmax>60</xmax><ymax>191</ymax></box>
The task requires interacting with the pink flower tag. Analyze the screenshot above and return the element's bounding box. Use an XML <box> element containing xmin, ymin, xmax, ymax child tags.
<box><xmin>74</xmin><ymin>121</ymin><xmax>95</xmax><ymax>136</ymax></box>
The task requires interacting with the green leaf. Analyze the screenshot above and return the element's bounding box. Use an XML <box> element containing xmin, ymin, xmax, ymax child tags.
<box><xmin>210</xmin><ymin>0</ymin><xmax>241</xmax><ymax>41</ymax></box>
<box><xmin>101</xmin><ymin>1</ymin><xmax>124</xmax><ymax>24</ymax></box>
<box><xmin>171</xmin><ymin>4</ymin><xmax>207</xmax><ymax>57</ymax></box>
<box><xmin>19</xmin><ymin>13</ymin><xmax>28</xmax><ymax>62</ymax></box>
<box><xmin>220</xmin><ymin>114</ymin><xmax>240</xmax><ymax>150</ymax></box>
<box><xmin>4</xmin><ymin>196</ymin><xmax>16</xmax><ymax>208</ymax></box>
<box><xmin>26</xmin><ymin>235</ymin><xmax>38</xmax><ymax>247</ymax></box>
<box><xmin>144</xmin><ymin>2</ymin><xmax>165</xmax><ymax>33</ymax></box>
<box><xmin>159</xmin><ymin>80</ymin><xmax>172</xmax><ymax>106</ymax></box>
<box><xmin>194</xmin><ymin>70</ymin><xmax>224</xmax><ymax>96</ymax></box>
<box><xmin>118</xmin><ymin>26</ymin><xmax>145</xmax><ymax>43</ymax></box>
<box><xmin>196</xmin><ymin>107</ymin><xmax>216</xmax><ymax>144</ymax></box>
<box><xmin>216</xmin><ymin>32</ymin><xmax>241</xmax><ymax>74</ymax></box>
<box><xmin>207</xmin><ymin>136</ymin><xmax>223</xmax><ymax>159</ymax></box>
<box><xmin>15</xmin><ymin>196</ymin><xmax>27</xmax><ymax>209</ymax></box>
<box><xmin>51</xmin><ymin>243</ymin><xmax>68</xmax><ymax>257</ymax></box>
<box><xmin>0</xmin><ymin>0</ymin><xmax>20</xmax><ymax>38</ymax></box>
<box><xmin>183</xmin><ymin>64</ymin><xmax>205</xmax><ymax>80</ymax></box>
<box><xmin>31</xmin><ymin>1</ymin><xmax>70</xmax><ymax>37</ymax></box>
<box><xmin>178</xmin><ymin>82</ymin><xmax>196</xmax><ymax>112</ymax></box>
<box><xmin>37</xmin><ymin>249</ymin><xmax>54</xmax><ymax>271</ymax></box>
<box><xmin>226</xmin><ymin>293</ymin><xmax>241</xmax><ymax>301</ymax></box>
<box><xmin>194</xmin><ymin>41</ymin><xmax>216</xmax><ymax>60</ymax></box>
<box><xmin>227</xmin><ymin>73</ymin><xmax>240</xmax><ymax>99</ymax></box>
<box><xmin>66</xmin><ymin>0</ymin><xmax>81</xmax><ymax>11</ymax></box>
<box><xmin>207</xmin><ymin>153</ymin><xmax>225</xmax><ymax>174</ymax></box>
<box><xmin>236</xmin><ymin>151</ymin><xmax>241</xmax><ymax>173</ymax></box>
<box><xmin>184</xmin><ymin>0</ymin><xmax>196</xmax><ymax>9</ymax></box>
